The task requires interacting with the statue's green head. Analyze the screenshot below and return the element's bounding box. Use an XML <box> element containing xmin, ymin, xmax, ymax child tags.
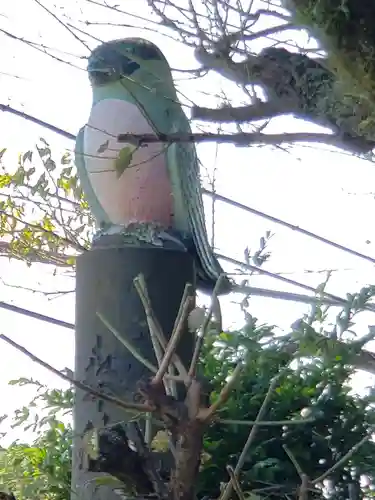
<box><xmin>87</xmin><ymin>37</ymin><xmax>168</xmax><ymax>86</ymax></box>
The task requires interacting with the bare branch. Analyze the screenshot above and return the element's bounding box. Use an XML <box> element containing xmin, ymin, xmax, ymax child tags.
<box><xmin>134</xmin><ymin>274</ymin><xmax>188</xmax><ymax>379</ymax></box>
<box><xmin>96</xmin><ymin>311</ymin><xmax>184</xmax><ymax>383</ymax></box>
<box><xmin>220</xmin><ymin>372</ymin><xmax>284</xmax><ymax>500</ymax></box>
<box><xmin>32</xmin><ymin>0</ymin><xmax>91</xmax><ymax>51</ymax></box>
<box><xmin>298</xmin><ymin>474</ymin><xmax>310</xmax><ymax>500</ymax></box>
<box><xmin>0</xmin><ymin>28</ymin><xmax>85</xmax><ymax>70</ymax></box>
<box><xmin>152</xmin><ymin>285</ymin><xmax>193</xmax><ymax>385</ymax></box>
<box><xmin>283</xmin><ymin>445</ymin><xmax>305</xmax><ymax>480</ymax></box>
<box><xmin>0</xmin><ymin>333</ymin><xmax>152</xmax><ymax>413</ymax></box>
<box><xmin>0</xmin><ymin>277</ymin><xmax>74</xmax><ymax>297</ymax></box>
<box><xmin>96</xmin><ymin>311</ymin><xmax>159</xmax><ymax>374</ymax></box>
<box><xmin>199</xmin><ymin>362</ymin><xmax>243</xmax><ymax>422</ymax></box>
<box><xmin>218</xmin><ymin>417</ymin><xmax>315</xmax><ymax>426</ymax></box>
<box><xmin>0</xmin><ymin>209</ymin><xmax>86</xmax><ymax>252</ymax></box>
<box><xmin>312</xmin><ymin>428</ymin><xmax>374</xmax><ymax>486</ymax></box>
<box><xmin>226</xmin><ymin>465</ymin><xmax>246</xmax><ymax>500</ymax></box>
<box><xmin>0</xmin><ymin>240</ymin><xmax>72</xmax><ymax>267</ymax></box>
<box><xmin>117</xmin><ymin>131</ymin><xmax>368</xmax><ymax>153</ymax></box>
<box><xmin>188</xmin><ymin>274</ymin><xmax>226</xmax><ymax>378</ymax></box>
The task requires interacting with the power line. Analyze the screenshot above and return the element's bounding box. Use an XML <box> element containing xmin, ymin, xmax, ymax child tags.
<box><xmin>219</xmin><ymin>254</ymin><xmax>375</xmax><ymax>313</ymax></box>
<box><xmin>0</xmin><ymin>301</ymin><xmax>74</xmax><ymax>329</ymax></box>
<box><xmin>2</xmin><ymin>103</ymin><xmax>374</xmax><ymax>268</ymax></box>
<box><xmin>0</xmin><ymin>103</ymin><xmax>76</xmax><ymax>141</ymax></box>
<box><xmin>204</xmin><ymin>190</ymin><xmax>375</xmax><ymax>266</ymax></box>
<box><xmin>2</xmin><ymin>104</ymin><xmax>375</xmax><ymax>315</ymax></box>
<box><xmin>0</xmin><ymin>284</ymin><xmax>359</xmax><ymax>336</ymax></box>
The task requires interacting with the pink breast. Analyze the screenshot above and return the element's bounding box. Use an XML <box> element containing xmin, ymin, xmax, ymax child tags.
<box><xmin>83</xmin><ymin>98</ymin><xmax>173</xmax><ymax>227</ymax></box>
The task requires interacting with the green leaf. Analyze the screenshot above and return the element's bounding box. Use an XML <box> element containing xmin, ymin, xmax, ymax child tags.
<box><xmin>0</xmin><ymin>174</ymin><xmax>11</xmax><ymax>188</ymax></box>
<box><xmin>115</xmin><ymin>146</ymin><xmax>135</xmax><ymax>178</ymax></box>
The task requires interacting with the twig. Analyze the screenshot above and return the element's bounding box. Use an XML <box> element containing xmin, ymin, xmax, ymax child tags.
<box><xmin>0</xmin><ymin>209</ymin><xmax>86</xmax><ymax>252</ymax></box>
<box><xmin>152</xmin><ymin>288</ymin><xmax>192</xmax><ymax>385</ymax></box>
<box><xmin>97</xmin><ymin>311</ymin><xmax>183</xmax><ymax>383</ymax></box>
<box><xmin>144</xmin><ymin>413</ymin><xmax>153</xmax><ymax>448</ymax></box>
<box><xmin>226</xmin><ymin>465</ymin><xmax>246</xmax><ymax>500</ymax></box>
<box><xmin>299</xmin><ymin>474</ymin><xmax>309</xmax><ymax>500</ymax></box>
<box><xmin>199</xmin><ymin>362</ymin><xmax>243</xmax><ymax>422</ymax></box>
<box><xmin>217</xmin><ymin>418</ymin><xmax>315</xmax><ymax>426</ymax></box>
<box><xmin>283</xmin><ymin>445</ymin><xmax>305</xmax><ymax>479</ymax></box>
<box><xmin>172</xmin><ymin>282</ymin><xmax>194</xmax><ymax>345</ymax></box>
<box><xmin>189</xmin><ymin>274</ymin><xmax>225</xmax><ymax>378</ymax></box>
<box><xmin>0</xmin><ymin>334</ymin><xmax>152</xmax><ymax>413</ymax></box>
<box><xmin>147</xmin><ymin>314</ymin><xmax>173</xmax><ymax>395</ymax></box>
<box><xmin>96</xmin><ymin>311</ymin><xmax>162</xmax><ymax>377</ymax></box>
<box><xmin>0</xmin><ymin>277</ymin><xmax>74</xmax><ymax>297</ymax></box>
<box><xmin>220</xmin><ymin>373</ymin><xmax>283</xmax><ymax>500</ymax></box>
<box><xmin>312</xmin><ymin>430</ymin><xmax>374</xmax><ymax>485</ymax></box>
<box><xmin>32</xmin><ymin>0</ymin><xmax>91</xmax><ymax>51</ymax></box>
<box><xmin>133</xmin><ymin>274</ymin><xmax>176</xmax><ymax>395</ymax></box>
<box><xmin>134</xmin><ymin>274</ymin><xmax>188</xmax><ymax>378</ymax></box>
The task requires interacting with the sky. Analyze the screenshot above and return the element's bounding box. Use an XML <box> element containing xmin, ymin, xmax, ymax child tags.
<box><xmin>1</xmin><ymin>0</ymin><xmax>375</xmax><ymax>444</ymax></box>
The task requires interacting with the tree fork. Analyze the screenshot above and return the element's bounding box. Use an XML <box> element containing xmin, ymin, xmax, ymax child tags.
<box><xmin>72</xmin><ymin>236</ymin><xmax>196</xmax><ymax>500</ymax></box>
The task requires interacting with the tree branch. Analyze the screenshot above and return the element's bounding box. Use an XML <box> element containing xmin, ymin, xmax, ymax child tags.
<box><xmin>220</xmin><ymin>373</ymin><xmax>284</xmax><ymax>500</ymax></box>
<box><xmin>0</xmin><ymin>333</ymin><xmax>152</xmax><ymax>413</ymax></box>
<box><xmin>0</xmin><ymin>240</ymin><xmax>73</xmax><ymax>266</ymax></box>
<box><xmin>31</xmin><ymin>0</ymin><xmax>91</xmax><ymax>51</ymax></box>
<box><xmin>0</xmin><ymin>209</ymin><xmax>86</xmax><ymax>252</ymax></box>
<box><xmin>199</xmin><ymin>362</ymin><xmax>243</xmax><ymax>422</ymax></box>
<box><xmin>117</xmin><ymin>131</ymin><xmax>348</xmax><ymax>148</ymax></box>
<box><xmin>312</xmin><ymin>429</ymin><xmax>374</xmax><ymax>485</ymax></box>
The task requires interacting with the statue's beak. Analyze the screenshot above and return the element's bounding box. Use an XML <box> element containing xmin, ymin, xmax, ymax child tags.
<box><xmin>87</xmin><ymin>56</ymin><xmax>112</xmax><ymax>74</ymax></box>
<box><xmin>87</xmin><ymin>55</ymin><xmax>117</xmax><ymax>85</ymax></box>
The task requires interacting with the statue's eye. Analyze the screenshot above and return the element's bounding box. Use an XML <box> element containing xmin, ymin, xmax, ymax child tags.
<box><xmin>120</xmin><ymin>57</ymin><xmax>140</xmax><ymax>76</ymax></box>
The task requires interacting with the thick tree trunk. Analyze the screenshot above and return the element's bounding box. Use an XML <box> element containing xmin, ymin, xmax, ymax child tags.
<box><xmin>71</xmin><ymin>236</ymin><xmax>195</xmax><ymax>500</ymax></box>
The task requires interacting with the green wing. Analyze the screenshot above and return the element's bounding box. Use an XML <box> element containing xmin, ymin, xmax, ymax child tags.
<box><xmin>74</xmin><ymin>126</ymin><xmax>111</xmax><ymax>228</ymax></box>
<box><xmin>169</xmin><ymin>112</ymin><xmax>225</xmax><ymax>288</ymax></box>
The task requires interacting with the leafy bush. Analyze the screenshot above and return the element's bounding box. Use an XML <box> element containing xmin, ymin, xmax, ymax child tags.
<box><xmin>0</xmin><ymin>380</ymin><xmax>73</xmax><ymax>500</ymax></box>
<box><xmin>1</xmin><ymin>316</ymin><xmax>375</xmax><ymax>500</ymax></box>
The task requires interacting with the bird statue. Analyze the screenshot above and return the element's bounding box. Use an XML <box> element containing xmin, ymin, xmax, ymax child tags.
<box><xmin>75</xmin><ymin>37</ymin><xmax>231</xmax><ymax>295</ymax></box>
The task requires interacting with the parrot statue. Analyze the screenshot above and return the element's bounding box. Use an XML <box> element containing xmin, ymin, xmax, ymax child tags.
<box><xmin>75</xmin><ymin>37</ymin><xmax>232</xmax><ymax>295</ymax></box>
